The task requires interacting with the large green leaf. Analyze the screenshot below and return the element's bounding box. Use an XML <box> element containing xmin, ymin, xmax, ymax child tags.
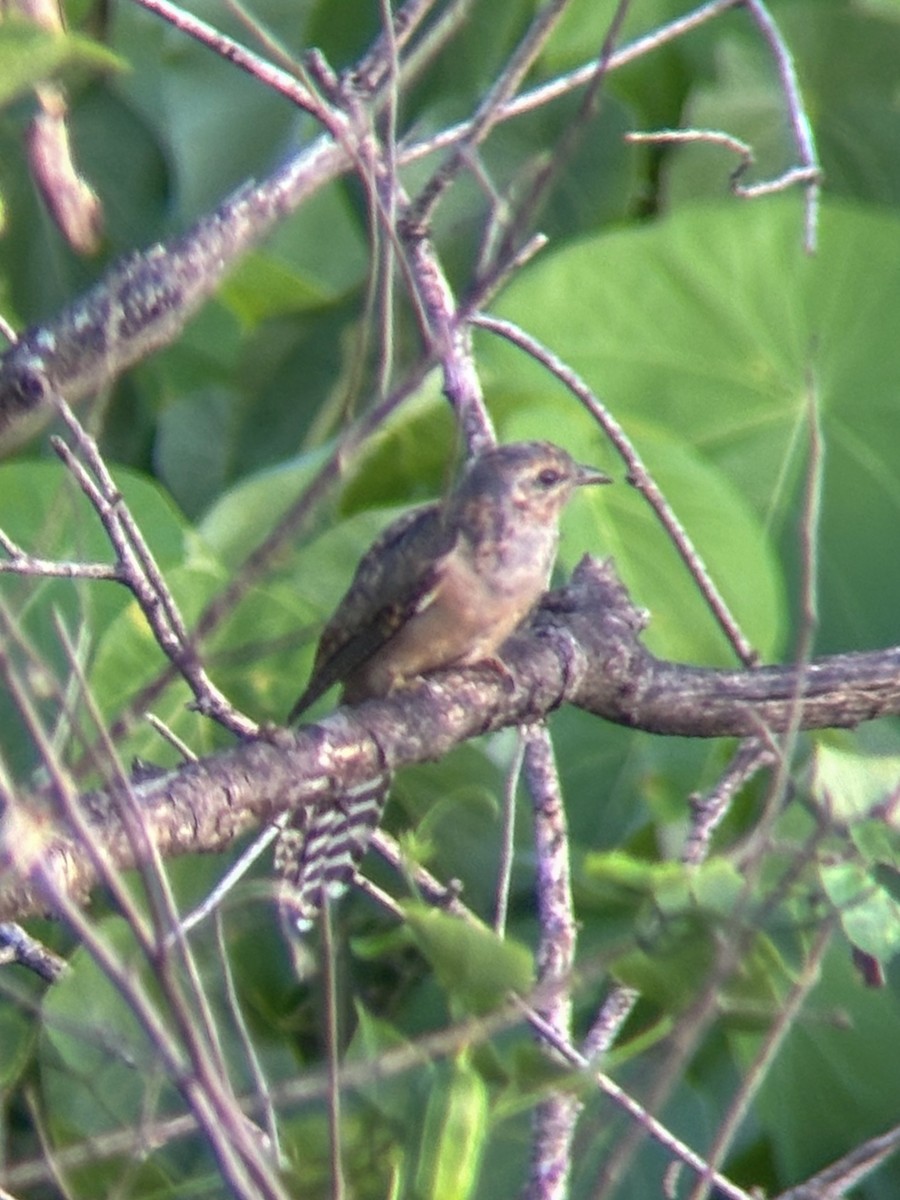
<box><xmin>482</xmin><ymin>200</ymin><xmax>900</xmax><ymax>656</ymax></box>
<box><xmin>666</xmin><ymin>2</ymin><xmax>900</xmax><ymax>208</ymax></box>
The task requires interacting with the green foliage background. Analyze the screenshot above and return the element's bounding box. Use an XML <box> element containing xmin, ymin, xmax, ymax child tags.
<box><xmin>3</xmin><ymin>0</ymin><xmax>900</xmax><ymax>1197</ymax></box>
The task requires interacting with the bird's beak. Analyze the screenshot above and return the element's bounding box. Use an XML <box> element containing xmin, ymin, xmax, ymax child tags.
<box><xmin>575</xmin><ymin>463</ymin><xmax>613</xmax><ymax>487</ymax></box>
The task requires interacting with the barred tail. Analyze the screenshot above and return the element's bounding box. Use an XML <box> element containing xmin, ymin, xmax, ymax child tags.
<box><xmin>274</xmin><ymin>773</ymin><xmax>391</xmax><ymax>933</ymax></box>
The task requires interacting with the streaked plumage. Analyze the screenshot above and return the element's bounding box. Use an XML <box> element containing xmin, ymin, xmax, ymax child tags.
<box><xmin>277</xmin><ymin>441</ymin><xmax>611</xmax><ymax>932</ymax></box>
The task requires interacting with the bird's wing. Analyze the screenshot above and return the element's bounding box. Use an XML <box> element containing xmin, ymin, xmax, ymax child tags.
<box><xmin>288</xmin><ymin>503</ymin><xmax>452</xmax><ymax>719</ymax></box>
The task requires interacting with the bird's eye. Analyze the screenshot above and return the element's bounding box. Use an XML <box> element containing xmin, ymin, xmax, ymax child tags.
<box><xmin>536</xmin><ymin>467</ymin><xmax>563</xmax><ymax>489</ymax></box>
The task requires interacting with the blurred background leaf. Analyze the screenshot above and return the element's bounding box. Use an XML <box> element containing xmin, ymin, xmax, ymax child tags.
<box><xmin>4</xmin><ymin>0</ymin><xmax>900</xmax><ymax>1197</ymax></box>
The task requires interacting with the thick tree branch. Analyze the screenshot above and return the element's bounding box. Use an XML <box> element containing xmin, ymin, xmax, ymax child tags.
<box><xmin>2</xmin><ymin>557</ymin><xmax>898</xmax><ymax>923</ymax></box>
<box><xmin>562</xmin><ymin>560</ymin><xmax>900</xmax><ymax>736</ymax></box>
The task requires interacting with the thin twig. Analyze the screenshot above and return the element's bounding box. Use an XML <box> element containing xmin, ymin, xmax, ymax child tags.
<box><xmin>173</xmin><ymin>820</ymin><xmax>286</xmax><ymax>942</ymax></box>
<box><xmin>493</xmin><ymin>0</ymin><xmax>632</xmax><ymax>276</ymax></box>
<box><xmin>0</xmin><ymin>922</ymin><xmax>67</xmax><ymax>982</ymax></box>
<box><xmin>0</xmin><ymin>312</ymin><xmax>17</xmax><ymax>344</ymax></box>
<box><xmin>682</xmin><ymin>738</ymin><xmax>775</xmax><ymax>866</ymax></box>
<box><xmin>0</xmin><ymin>621</ymin><xmax>156</xmax><ymax>955</ymax></box>
<box><xmin>409</xmin><ymin>0</ymin><xmax>578</xmax><ymax>228</ymax></box>
<box><xmin>142</xmin><ymin>712</ymin><xmax>198</xmax><ymax>762</ymax></box>
<box><xmin>216</xmin><ymin>910</ymin><xmax>282</xmax><ymax>1162</ymax></box>
<box><xmin>684</xmin><ymin>920</ymin><xmax>834</xmax><ymax>1200</ymax></box>
<box><xmin>353</xmin><ymin>0</ymin><xmax>448</xmax><ymax>94</ymax></box>
<box><xmin>49</xmin><ymin>398</ymin><xmax>258</xmax><ymax>738</ymax></box>
<box><xmin>30</xmin><ymin>854</ymin><xmax>286</xmax><ymax>1200</ymax></box>
<box><xmin>743</xmin><ymin>0</ymin><xmax>821</xmax><ymax>253</ymax></box>
<box><xmin>516</xmin><ymin>1001</ymin><xmax>757</xmax><ymax>1200</ymax></box>
<box><xmin>52</xmin><ymin>615</ymin><xmax>242</xmax><ymax>1108</ymax></box>
<box><xmin>3</xmin><ymin>997</ymin><xmax>534</xmax><ymax>1191</ymax></box>
<box><xmin>400</xmin><ymin>0</ymin><xmax>744</xmax><ymax>165</ymax></box>
<box><xmin>399</xmin><ymin>215</ymin><xmax>496</xmax><ymax>454</ymax></box>
<box><xmin>752</xmin><ymin>361</ymin><xmax>824</xmax><ymax>844</ymax></box>
<box><xmin>625</xmin><ymin>129</ymin><xmax>821</xmax><ymax>202</ymax></box>
<box><xmin>0</xmin><ymin>1</ymin><xmax>748</xmax><ymax>451</ymax></box>
<box><xmin>0</xmin><ymin>551</ymin><xmax>118</xmax><ymax>580</ymax></box>
<box><xmin>775</xmin><ymin>1125</ymin><xmax>900</xmax><ymax>1200</ymax></box>
<box><xmin>581</xmin><ymin>984</ymin><xmax>639</xmax><ymax>1062</ymax></box>
<box><xmin>129</xmin><ymin>0</ymin><xmax>330</xmax><ymax>124</ymax></box>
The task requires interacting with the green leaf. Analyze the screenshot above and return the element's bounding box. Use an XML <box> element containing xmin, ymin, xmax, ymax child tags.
<box><xmin>402</xmin><ymin>905</ymin><xmax>534</xmax><ymax>1016</ymax></box>
<box><xmin>154</xmin><ymin>385</ymin><xmax>238</xmax><ymax>519</ymax></box>
<box><xmin>86</xmin><ymin>555</ymin><xmax>324</xmax><ymax>747</ymax></box>
<box><xmin>581</xmin><ymin>849</ymin><xmax>683</xmax><ymax>900</ymax></box>
<box><xmin>667</xmin><ymin>3</ymin><xmax>900</xmax><ymax>208</ymax></box>
<box><xmin>612</xmin><ymin>917</ymin><xmax>786</xmax><ymax>1020</ymax></box>
<box><xmin>490</xmin><ymin>370</ymin><xmax>787</xmax><ymax>669</ymax></box>
<box><xmin>581</xmin><ymin>853</ymin><xmax>789</xmax><ymax>1017</ymax></box>
<box><xmin>483</xmin><ymin>200</ymin><xmax>900</xmax><ymax>656</ymax></box>
<box><xmin>87</xmin><ymin>563</ymin><xmax>224</xmax><ymax>755</ymax></box>
<box><xmin>107</xmin><ymin>0</ymin><xmax>297</xmax><ymax>218</ymax></box>
<box><xmin>0</xmin><ymin>460</ymin><xmax>186</xmax><ymax>569</ymax></box>
<box><xmin>820</xmin><ymin>861</ymin><xmax>900</xmax><ymax>964</ymax></box>
<box><xmin>0</xmin><ymin>23</ymin><xmax>122</xmax><ymax>109</ymax></box>
<box><xmin>811</xmin><ymin>736</ymin><xmax>900</xmax><ymax>828</ymax></box>
<box><xmin>338</xmin><ymin>380</ymin><xmax>456</xmax><ymax>515</ymax></box>
<box><xmin>0</xmin><ymin>463</ymin><xmax>188</xmax><ymax>770</ymax></box>
<box><xmin>753</xmin><ymin>943</ymin><xmax>900</xmax><ymax>1185</ymax></box>
<box><xmin>40</xmin><ymin>917</ymin><xmax>179</xmax><ymax>1139</ymax></box>
<box><xmin>220</xmin><ymin>250</ymin><xmax>332</xmax><ymax>326</ymax></box>
<box><xmin>581</xmin><ymin>851</ymin><xmax>745</xmax><ymax>920</ymax></box>
<box><xmin>392</xmin><ymin>748</ymin><xmax>512</xmax><ymax>917</ymax></box>
<box><xmin>346</xmin><ymin>1002</ymin><xmax>426</xmax><ymax>1126</ymax></box>
<box><xmin>69</xmin><ymin>81</ymin><xmax>171</xmax><ymax>250</ymax></box>
<box><xmin>197</xmin><ymin>447</ymin><xmax>330</xmax><ymax>567</ymax></box>
<box><xmin>0</xmin><ymin>1003</ymin><xmax>34</xmax><ymax>1089</ymax></box>
<box><xmin>413</xmin><ymin>1053</ymin><xmax>488</xmax><ymax>1200</ymax></box>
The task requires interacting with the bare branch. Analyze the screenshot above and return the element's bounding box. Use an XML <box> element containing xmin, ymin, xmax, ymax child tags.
<box><xmin>491</xmin><ymin>0</ymin><xmax>632</xmax><ymax>281</ymax></box>
<box><xmin>625</xmin><ymin>129</ymin><xmax>821</xmax><ymax>200</ymax></box>
<box><xmin>409</xmin><ymin>0</ymin><xmax>577</xmax><ymax>228</ymax></box>
<box><xmin>493</xmin><ymin>734</ymin><xmax>525</xmax><ymax>934</ymax></box>
<box><xmin>775</xmin><ymin>1126</ymin><xmax>900</xmax><ymax>1200</ymax></box>
<box><xmin>0</xmin><ymin>135</ymin><xmax>345</xmax><ymax>450</ymax></box>
<box><xmin>682</xmin><ymin>739</ymin><xmax>775</xmax><ymax>866</ymax></box>
<box><xmin>0</xmin><ymin>0</ymin><xmax>787</xmax><ymax>457</ymax></box>
<box><xmin>4</xmin><ymin>557</ymin><xmax>900</xmax><ymax>924</ymax></box>
<box><xmin>522</xmin><ymin>725</ymin><xmax>581</xmax><ymax>1200</ymax></box>
<box><xmin>743</xmin><ymin>0</ymin><xmax>821</xmax><ymax>252</ymax></box>
<box><xmin>516</xmin><ymin>1001</ymin><xmax>758</xmax><ymax>1200</ymax></box>
<box><xmin>14</xmin><ymin>0</ymin><xmax>104</xmax><ymax>254</ymax></box>
<box><xmin>0</xmin><ymin>922</ymin><xmax>66</xmax><ymax>981</ymax></box>
<box><xmin>402</xmin><ymin>0</ymin><xmax>744</xmax><ymax>164</ymax></box>
<box><xmin>129</xmin><ymin>0</ymin><xmax>329</xmax><ymax>122</ymax></box>
<box><xmin>50</xmin><ymin>401</ymin><xmax>257</xmax><ymax>738</ymax></box>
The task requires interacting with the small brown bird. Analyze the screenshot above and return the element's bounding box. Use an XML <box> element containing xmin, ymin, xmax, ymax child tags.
<box><xmin>288</xmin><ymin>440</ymin><xmax>611</xmax><ymax>719</ymax></box>
<box><xmin>278</xmin><ymin>440</ymin><xmax>611</xmax><ymax>931</ymax></box>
